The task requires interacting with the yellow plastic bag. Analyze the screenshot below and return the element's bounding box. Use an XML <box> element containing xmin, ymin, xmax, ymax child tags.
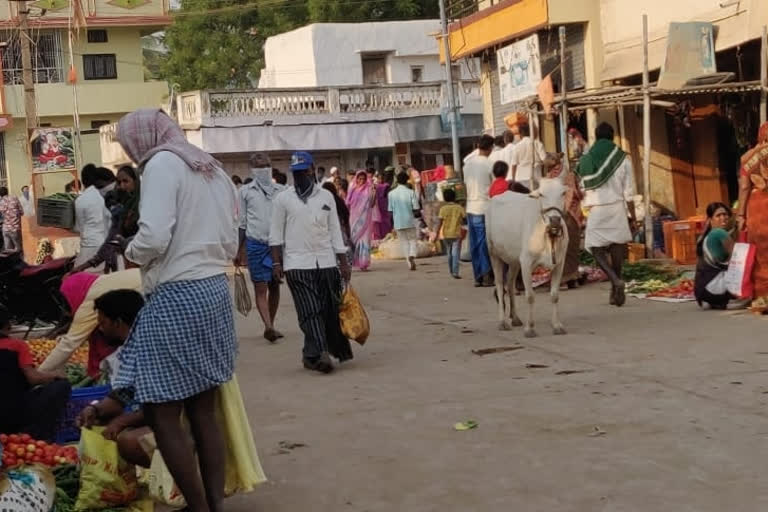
<box><xmin>140</xmin><ymin>375</ymin><xmax>267</xmax><ymax>507</ymax></box>
<box><xmin>220</xmin><ymin>375</ymin><xmax>267</xmax><ymax>494</ymax></box>
<box><xmin>75</xmin><ymin>426</ymin><xmax>138</xmax><ymax>510</ymax></box>
<box><xmin>339</xmin><ymin>285</ymin><xmax>370</xmax><ymax>344</ymax></box>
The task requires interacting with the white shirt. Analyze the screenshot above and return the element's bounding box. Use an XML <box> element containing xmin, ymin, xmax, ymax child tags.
<box><xmin>73</xmin><ymin>185</ymin><xmax>111</xmax><ymax>247</ymax></box>
<box><xmin>582</xmin><ymin>155</ymin><xmax>636</xmax><ymax>208</ymax></box>
<box><xmin>509</xmin><ymin>136</ymin><xmax>547</xmax><ymax>185</ymax></box>
<box><xmin>19</xmin><ymin>192</ymin><xmax>34</xmax><ymax>216</ymax></box>
<box><xmin>463</xmin><ymin>154</ymin><xmax>493</xmax><ymax>215</ymax></box>
<box><xmin>239</xmin><ymin>181</ymin><xmax>285</xmax><ymax>242</ymax></box>
<box><xmin>269</xmin><ymin>186</ymin><xmax>347</xmax><ymax>271</ymax></box>
<box><xmin>125</xmin><ymin>151</ymin><xmax>239</xmax><ymax>293</ymax></box>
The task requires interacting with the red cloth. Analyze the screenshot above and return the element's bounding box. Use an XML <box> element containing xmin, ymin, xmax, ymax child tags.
<box><xmin>0</xmin><ymin>338</ymin><xmax>33</xmax><ymax>367</ymax></box>
<box><xmin>489</xmin><ymin>178</ymin><xmax>509</xmax><ymax>198</ymax></box>
<box><xmin>87</xmin><ymin>330</ymin><xmax>116</xmax><ymax>378</ymax></box>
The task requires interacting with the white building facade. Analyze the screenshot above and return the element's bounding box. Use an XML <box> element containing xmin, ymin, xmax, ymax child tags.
<box><xmin>169</xmin><ymin>20</ymin><xmax>483</xmax><ymax>175</ymax></box>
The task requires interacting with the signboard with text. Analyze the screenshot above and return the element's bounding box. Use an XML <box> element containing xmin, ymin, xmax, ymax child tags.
<box><xmin>497</xmin><ymin>34</ymin><xmax>541</xmax><ymax>105</ymax></box>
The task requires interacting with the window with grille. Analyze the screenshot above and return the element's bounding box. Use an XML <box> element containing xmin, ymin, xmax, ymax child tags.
<box><xmin>87</xmin><ymin>29</ymin><xmax>108</xmax><ymax>43</ymax></box>
<box><xmin>1</xmin><ymin>30</ymin><xmax>64</xmax><ymax>85</ymax></box>
<box><xmin>83</xmin><ymin>54</ymin><xmax>117</xmax><ymax>80</ymax></box>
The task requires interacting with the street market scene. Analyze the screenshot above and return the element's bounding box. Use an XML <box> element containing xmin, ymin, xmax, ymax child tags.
<box><xmin>0</xmin><ymin>0</ymin><xmax>768</xmax><ymax>510</ymax></box>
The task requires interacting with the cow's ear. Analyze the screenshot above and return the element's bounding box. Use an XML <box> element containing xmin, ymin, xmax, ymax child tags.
<box><xmin>528</xmin><ymin>190</ymin><xmax>542</xmax><ymax>199</ymax></box>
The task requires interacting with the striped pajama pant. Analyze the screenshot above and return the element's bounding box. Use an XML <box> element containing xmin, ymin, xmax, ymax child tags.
<box><xmin>285</xmin><ymin>267</ymin><xmax>353</xmax><ymax>363</ymax></box>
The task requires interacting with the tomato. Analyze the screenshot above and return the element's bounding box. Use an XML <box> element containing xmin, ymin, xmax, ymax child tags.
<box><xmin>35</xmin><ymin>440</ymin><xmax>46</xmax><ymax>448</ymax></box>
<box><xmin>4</xmin><ymin>456</ymin><xmax>16</xmax><ymax>467</ymax></box>
<box><xmin>44</xmin><ymin>456</ymin><xmax>54</xmax><ymax>466</ymax></box>
<box><xmin>15</xmin><ymin>448</ymin><xmax>24</xmax><ymax>457</ymax></box>
<box><xmin>34</xmin><ymin>448</ymin><xmax>43</xmax><ymax>457</ymax></box>
<box><xmin>19</xmin><ymin>434</ymin><xmax>31</xmax><ymax>443</ymax></box>
<box><xmin>0</xmin><ymin>434</ymin><xmax>8</xmax><ymax>443</ymax></box>
<box><xmin>31</xmin><ymin>456</ymin><xmax>42</xmax><ymax>464</ymax></box>
<box><xmin>8</xmin><ymin>434</ymin><xmax>20</xmax><ymax>444</ymax></box>
<box><xmin>26</xmin><ymin>444</ymin><xmax>36</xmax><ymax>452</ymax></box>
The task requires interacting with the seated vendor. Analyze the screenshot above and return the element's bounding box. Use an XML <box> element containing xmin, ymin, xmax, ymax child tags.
<box><xmin>39</xmin><ymin>269</ymin><xmax>142</xmax><ymax>376</ymax></box>
<box><xmin>76</xmin><ymin>289</ymin><xmax>151</xmax><ymax>467</ymax></box>
<box><xmin>694</xmin><ymin>202</ymin><xmax>737</xmax><ymax>310</ymax></box>
<box><xmin>0</xmin><ymin>307</ymin><xmax>71</xmax><ymax>441</ymax></box>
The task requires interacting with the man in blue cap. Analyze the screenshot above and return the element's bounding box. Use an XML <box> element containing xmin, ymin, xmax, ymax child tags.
<box><xmin>269</xmin><ymin>151</ymin><xmax>353</xmax><ymax>373</ymax></box>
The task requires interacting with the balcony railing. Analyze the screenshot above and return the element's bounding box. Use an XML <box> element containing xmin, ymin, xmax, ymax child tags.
<box><xmin>178</xmin><ymin>80</ymin><xmax>482</xmax><ymax>129</ymax></box>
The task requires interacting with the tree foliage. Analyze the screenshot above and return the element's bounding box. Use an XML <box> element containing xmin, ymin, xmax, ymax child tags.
<box><xmin>160</xmin><ymin>0</ymin><xmax>439</xmax><ymax>91</ymax></box>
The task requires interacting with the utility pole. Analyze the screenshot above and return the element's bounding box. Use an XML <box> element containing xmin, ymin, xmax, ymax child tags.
<box><xmin>642</xmin><ymin>14</ymin><xmax>653</xmax><ymax>257</ymax></box>
<box><xmin>558</xmin><ymin>26</ymin><xmax>569</xmax><ymax>174</ymax></box>
<box><xmin>438</xmin><ymin>0</ymin><xmax>462</xmax><ymax>179</ymax></box>
<box><xmin>17</xmin><ymin>1</ymin><xmax>40</xmax><ymax>197</ymax></box>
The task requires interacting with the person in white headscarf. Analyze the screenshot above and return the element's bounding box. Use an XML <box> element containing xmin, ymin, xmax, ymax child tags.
<box><xmin>324</xmin><ymin>166</ymin><xmax>339</xmax><ymax>184</ymax></box>
<box><xmin>238</xmin><ymin>152</ymin><xmax>285</xmax><ymax>342</ymax></box>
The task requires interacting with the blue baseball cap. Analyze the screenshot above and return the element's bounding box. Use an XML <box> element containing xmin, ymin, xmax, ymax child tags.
<box><xmin>290</xmin><ymin>151</ymin><xmax>314</xmax><ymax>172</ymax></box>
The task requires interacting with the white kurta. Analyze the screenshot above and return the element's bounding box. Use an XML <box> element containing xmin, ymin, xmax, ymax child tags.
<box><xmin>583</xmin><ymin>156</ymin><xmax>636</xmax><ymax>249</ymax></box>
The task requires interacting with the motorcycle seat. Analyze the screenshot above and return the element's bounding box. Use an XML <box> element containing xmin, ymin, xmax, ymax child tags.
<box><xmin>19</xmin><ymin>258</ymin><xmax>70</xmax><ymax>278</ymax></box>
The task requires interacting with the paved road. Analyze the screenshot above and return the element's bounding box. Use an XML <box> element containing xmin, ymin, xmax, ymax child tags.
<box><xmin>226</xmin><ymin>258</ymin><xmax>768</xmax><ymax>512</ymax></box>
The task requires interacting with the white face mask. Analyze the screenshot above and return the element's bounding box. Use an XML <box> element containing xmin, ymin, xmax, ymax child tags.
<box><xmin>99</xmin><ymin>182</ymin><xmax>116</xmax><ymax>196</ymax></box>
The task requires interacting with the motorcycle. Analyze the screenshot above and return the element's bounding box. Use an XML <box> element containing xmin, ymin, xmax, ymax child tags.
<box><xmin>0</xmin><ymin>252</ymin><xmax>74</xmax><ymax>338</ymax></box>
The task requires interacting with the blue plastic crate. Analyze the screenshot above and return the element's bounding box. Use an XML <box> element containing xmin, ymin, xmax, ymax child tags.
<box><xmin>55</xmin><ymin>385</ymin><xmax>111</xmax><ymax>444</ymax></box>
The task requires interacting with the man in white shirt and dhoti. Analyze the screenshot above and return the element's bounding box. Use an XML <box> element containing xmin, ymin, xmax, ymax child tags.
<box><xmin>576</xmin><ymin>123</ymin><xmax>637</xmax><ymax>307</ymax></box>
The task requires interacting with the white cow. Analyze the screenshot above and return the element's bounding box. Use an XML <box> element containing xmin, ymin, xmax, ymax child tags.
<box><xmin>486</xmin><ymin>176</ymin><xmax>569</xmax><ymax>337</ymax></box>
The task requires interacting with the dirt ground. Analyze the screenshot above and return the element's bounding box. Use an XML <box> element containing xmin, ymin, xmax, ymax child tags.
<box><xmin>225</xmin><ymin>257</ymin><xmax>768</xmax><ymax>512</ymax></box>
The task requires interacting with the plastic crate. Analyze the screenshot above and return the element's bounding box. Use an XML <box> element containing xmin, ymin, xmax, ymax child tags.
<box><xmin>37</xmin><ymin>196</ymin><xmax>76</xmax><ymax>229</ymax></box>
<box><xmin>55</xmin><ymin>385</ymin><xmax>111</xmax><ymax>444</ymax></box>
<box><xmin>662</xmin><ymin>218</ymin><xmax>706</xmax><ymax>265</ymax></box>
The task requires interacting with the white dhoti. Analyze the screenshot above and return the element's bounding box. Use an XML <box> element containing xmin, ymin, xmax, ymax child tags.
<box><xmin>585</xmin><ymin>201</ymin><xmax>632</xmax><ymax>249</ymax></box>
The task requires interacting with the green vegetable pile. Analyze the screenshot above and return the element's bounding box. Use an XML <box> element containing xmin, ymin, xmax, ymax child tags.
<box><xmin>51</xmin><ymin>464</ymin><xmax>79</xmax><ymax>512</ymax></box>
<box><xmin>621</xmin><ymin>262</ymin><xmax>680</xmax><ymax>282</ymax></box>
<box><xmin>579</xmin><ymin>250</ymin><xmax>595</xmax><ymax>266</ymax></box>
<box><xmin>52</xmin><ymin>462</ymin><xmax>138</xmax><ymax>512</ymax></box>
<box><xmin>64</xmin><ymin>365</ymin><xmax>97</xmax><ymax>389</ymax></box>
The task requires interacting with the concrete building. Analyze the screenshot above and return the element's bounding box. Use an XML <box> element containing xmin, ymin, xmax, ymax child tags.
<box><xmin>0</xmin><ymin>0</ymin><xmax>170</xmax><ymax>193</ymax></box>
<box><xmin>150</xmin><ymin>20</ymin><xmax>484</xmax><ymax>175</ymax></box>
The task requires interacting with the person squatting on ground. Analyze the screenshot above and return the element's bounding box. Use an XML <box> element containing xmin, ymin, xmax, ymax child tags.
<box><xmin>76</xmin><ymin>289</ymin><xmax>151</xmax><ymax>467</ymax></box>
<box><xmin>576</xmin><ymin>122</ymin><xmax>637</xmax><ymax>307</ymax></box>
<box><xmin>114</xmin><ymin>108</ymin><xmax>239</xmax><ymax>512</ymax></box>
<box><xmin>0</xmin><ymin>306</ymin><xmax>71</xmax><ymax>441</ymax></box>
<box><xmin>238</xmin><ymin>152</ymin><xmax>285</xmax><ymax>342</ymax></box>
<box><xmin>269</xmin><ymin>151</ymin><xmax>353</xmax><ymax>374</ymax></box>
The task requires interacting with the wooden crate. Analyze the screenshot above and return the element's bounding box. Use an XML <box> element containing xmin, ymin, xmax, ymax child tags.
<box><xmin>662</xmin><ymin>218</ymin><xmax>705</xmax><ymax>265</ymax></box>
<box><xmin>628</xmin><ymin>243</ymin><xmax>645</xmax><ymax>263</ymax></box>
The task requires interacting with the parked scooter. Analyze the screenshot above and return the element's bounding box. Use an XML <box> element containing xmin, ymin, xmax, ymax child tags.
<box><xmin>0</xmin><ymin>252</ymin><xmax>74</xmax><ymax>337</ymax></box>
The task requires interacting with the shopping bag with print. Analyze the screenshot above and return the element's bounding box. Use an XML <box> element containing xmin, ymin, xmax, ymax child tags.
<box><xmin>725</xmin><ymin>240</ymin><xmax>756</xmax><ymax>299</ymax></box>
<box><xmin>75</xmin><ymin>426</ymin><xmax>138</xmax><ymax>510</ymax></box>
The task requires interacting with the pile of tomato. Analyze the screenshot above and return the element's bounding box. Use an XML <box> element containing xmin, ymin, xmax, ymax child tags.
<box><xmin>0</xmin><ymin>433</ymin><xmax>78</xmax><ymax>468</ymax></box>
<box><xmin>647</xmin><ymin>279</ymin><xmax>695</xmax><ymax>299</ymax></box>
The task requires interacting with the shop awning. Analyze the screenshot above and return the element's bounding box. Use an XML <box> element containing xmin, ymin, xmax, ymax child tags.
<box><xmin>545</xmin><ymin>81</ymin><xmax>765</xmax><ymax>112</ymax></box>
<box><xmin>440</xmin><ymin>0</ymin><xmax>548</xmax><ymax>62</ymax></box>
<box><xmin>194</xmin><ymin>115</ymin><xmax>484</xmax><ymax>154</ymax></box>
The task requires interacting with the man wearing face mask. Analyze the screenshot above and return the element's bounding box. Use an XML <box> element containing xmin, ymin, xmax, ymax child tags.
<box><xmin>269</xmin><ymin>151</ymin><xmax>353</xmax><ymax>374</ymax></box>
<box><xmin>73</xmin><ymin>164</ymin><xmax>112</xmax><ymax>272</ymax></box>
<box><xmin>237</xmin><ymin>152</ymin><xmax>285</xmax><ymax>342</ymax></box>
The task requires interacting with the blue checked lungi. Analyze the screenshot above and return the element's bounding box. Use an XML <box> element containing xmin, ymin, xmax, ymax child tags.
<box><xmin>246</xmin><ymin>238</ymin><xmax>273</xmax><ymax>283</ymax></box>
<box><xmin>113</xmin><ymin>274</ymin><xmax>237</xmax><ymax>404</ymax></box>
